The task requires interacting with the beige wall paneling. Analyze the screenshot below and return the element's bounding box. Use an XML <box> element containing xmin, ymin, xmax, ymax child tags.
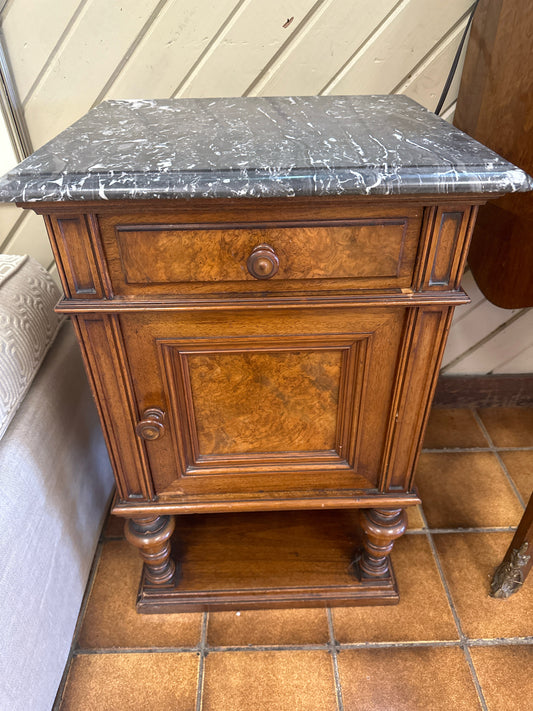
<box><xmin>175</xmin><ymin>0</ymin><xmax>321</xmax><ymax>98</ymax></box>
<box><xmin>22</xmin><ymin>0</ymin><xmax>165</xmax><ymax>148</ymax></box>
<box><xmin>2</xmin><ymin>0</ymin><xmax>85</xmax><ymax>104</ymax></box>
<box><xmin>0</xmin><ymin>104</ymin><xmax>17</xmax><ymax>174</ymax></box>
<box><xmin>0</xmin><ymin>204</ymin><xmax>23</xmax><ymax>243</ymax></box>
<box><xmin>442</xmin><ymin>270</ymin><xmax>522</xmax><ymax>369</ymax></box>
<box><xmin>0</xmin><ymin>107</ymin><xmax>23</xmax><ymax>241</ymax></box>
<box><xmin>324</xmin><ymin>0</ymin><xmax>471</xmax><ymax>95</ymax></box>
<box><xmin>443</xmin><ymin>304</ymin><xmax>523</xmax><ymax>372</ymax></box>
<box><xmin>447</xmin><ymin>309</ymin><xmax>533</xmax><ymax>375</ymax></box>
<box><xmin>0</xmin><ymin>53</ymin><xmax>50</xmax><ymax>267</ymax></box>
<box><xmin>247</xmin><ymin>0</ymin><xmax>398</xmax><ymax>97</ymax></box>
<box><xmin>440</xmin><ymin>101</ymin><xmax>457</xmax><ymax>123</ymax></box>
<box><xmin>106</xmin><ymin>0</ymin><xmax>240</xmax><ymax>100</ymax></box>
<box><xmin>1</xmin><ymin>211</ymin><xmax>53</xmax><ymax>268</ymax></box>
<box><xmin>397</xmin><ymin>15</ymin><xmax>468</xmax><ymax>113</ymax></box>
<box><xmin>48</xmin><ymin>262</ymin><xmax>61</xmax><ymax>289</ymax></box>
<box><xmin>494</xmin><ymin>343</ymin><xmax>533</xmax><ymax>374</ymax></box>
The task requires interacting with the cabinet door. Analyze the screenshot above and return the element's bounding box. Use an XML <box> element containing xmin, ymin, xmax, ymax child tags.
<box><xmin>119</xmin><ymin>306</ymin><xmax>408</xmax><ymax>507</ymax></box>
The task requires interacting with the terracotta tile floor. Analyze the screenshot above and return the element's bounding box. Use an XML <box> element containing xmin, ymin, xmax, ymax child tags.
<box><xmin>55</xmin><ymin>407</ymin><xmax>533</xmax><ymax>711</ymax></box>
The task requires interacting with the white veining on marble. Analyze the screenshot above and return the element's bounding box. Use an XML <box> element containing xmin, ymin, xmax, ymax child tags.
<box><xmin>0</xmin><ymin>95</ymin><xmax>531</xmax><ymax>202</ymax></box>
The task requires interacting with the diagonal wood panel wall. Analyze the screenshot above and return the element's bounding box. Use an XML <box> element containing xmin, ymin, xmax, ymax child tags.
<box><xmin>0</xmin><ymin>0</ymin><xmax>530</xmax><ymax>374</ymax></box>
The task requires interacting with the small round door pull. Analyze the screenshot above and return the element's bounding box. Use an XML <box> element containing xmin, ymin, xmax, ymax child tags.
<box><xmin>136</xmin><ymin>407</ymin><xmax>166</xmax><ymax>440</ymax></box>
<box><xmin>247</xmin><ymin>244</ymin><xmax>279</xmax><ymax>280</ymax></box>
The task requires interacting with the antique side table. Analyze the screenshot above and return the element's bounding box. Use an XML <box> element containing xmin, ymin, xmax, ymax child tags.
<box><xmin>1</xmin><ymin>96</ymin><xmax>530</xmax><ymax>613</ymax></box>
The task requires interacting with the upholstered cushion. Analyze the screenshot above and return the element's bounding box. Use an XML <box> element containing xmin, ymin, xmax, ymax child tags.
<box><xmin>0</xmin><ymin>321</ymin><xmax>114</xmax><ymax>711</ymax></box>
<box><xmin>0</xmin><ymin>255</ymin><xmax>62</xmax><ymax>439</ymax></box>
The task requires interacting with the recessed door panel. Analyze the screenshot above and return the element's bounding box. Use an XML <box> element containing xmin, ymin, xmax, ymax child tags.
<box><xmin>187</xmin><ymin>347</ymin><xmax>342</xmax><ymax>456</ymax></box>
<box><xmin>158</xmin><ymin>333</ymin><xmax>370</xmax><ymax>476</ymax></box>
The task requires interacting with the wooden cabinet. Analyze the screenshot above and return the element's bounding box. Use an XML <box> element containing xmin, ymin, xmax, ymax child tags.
<box><xmin>34</xmin><ymin>194</ymin><xmax>473</xmax><ymax>611</ymax></box>
<box><xmin>4</xmin><ymin>95</ymin><xmax>529</xmax><ymax>613</ymax></box>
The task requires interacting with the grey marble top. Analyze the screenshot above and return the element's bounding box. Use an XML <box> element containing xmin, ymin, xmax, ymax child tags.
<box><xmin>0</xmin><ymin>95</ymin><xmax>531</xmax><ymax>202</ymax></box>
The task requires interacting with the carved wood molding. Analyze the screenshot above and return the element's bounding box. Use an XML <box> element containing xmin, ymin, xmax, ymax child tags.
<box><xmin>72</xmin><ymin>314</ymin><xmax>156</xmax><ymax>501</ymax></box>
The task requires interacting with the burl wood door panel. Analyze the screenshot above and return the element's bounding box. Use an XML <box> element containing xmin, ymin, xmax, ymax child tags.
<box><xmin>180</xmin><ymin>342</ymin><xmax>343</xmax><ymax>456</ymax></box>
<box><xmin>120</xmin><ymin>307</ymin><xmax>407</xmax><ymax>503</ymax></box>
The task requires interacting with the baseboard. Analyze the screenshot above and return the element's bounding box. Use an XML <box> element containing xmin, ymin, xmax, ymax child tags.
<box><xmin>433</xmin><ymin>374</ymin><xmax>533</xmax><ymax>408</ymax></box>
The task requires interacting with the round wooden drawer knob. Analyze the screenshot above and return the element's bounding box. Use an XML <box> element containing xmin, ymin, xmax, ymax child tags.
<box><xmin>247</xmin><ymin>244</ymin><xmax>279</xmax><ymax>280</ymax></box>
<box><xmin>136</xmin><ymin>407</ymin><xmax>165</xmax><ymax>440</ymax></box>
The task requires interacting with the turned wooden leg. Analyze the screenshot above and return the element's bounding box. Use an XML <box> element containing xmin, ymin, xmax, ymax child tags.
<box><xmin>124</xmin><ymin>514</ymin><xmax>176</xmax><ymax>586</ymax></box>
<box><xmin>358</xmin><ymin>507</ymin><xmax>407</xmax><ymax>578</ymax></box>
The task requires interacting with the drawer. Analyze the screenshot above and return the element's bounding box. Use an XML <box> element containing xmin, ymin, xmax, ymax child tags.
<box><xmin>98</xmin><ymin>208</ymin><xmax>423</xmax><ymax>296</ymax></box>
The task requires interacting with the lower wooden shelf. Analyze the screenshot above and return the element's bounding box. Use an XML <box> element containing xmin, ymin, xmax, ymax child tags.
<box><xmin>135</xmin><ymin>509</ymin><xmax>400</xmax><ymax>613</ymax></box>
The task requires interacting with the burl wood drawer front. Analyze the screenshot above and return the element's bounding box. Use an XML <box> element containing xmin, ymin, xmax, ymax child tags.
<box><xmin>119</xmin><ymin>307</ymin><xmax>408</xmax><ymax>503</ymax></box>
<box><xmin>98</xmin><ymin>209</ymin><xmax>422</xmax><ymax>296</ymax></box>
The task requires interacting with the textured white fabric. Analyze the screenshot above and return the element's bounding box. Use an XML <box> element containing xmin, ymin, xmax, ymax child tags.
<box><xmin>0</xmin><ymin>254</ymin><xmax>26</xmax><ymax>283</ymax></box>
<box><xmin>0</xmin><ymin>254</ymin><xmax>62</xmax><ymax>439</ymax></box>
<box><xmin>0</xmin><ymin>322</ymin><xmax>114</xmax><ymax>711</ymax></box>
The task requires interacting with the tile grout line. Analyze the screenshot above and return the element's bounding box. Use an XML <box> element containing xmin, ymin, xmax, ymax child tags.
<box><xmin>422</xmin><ymin>445</ymin><xmax>533</xmax><ymax>453</ymax></box>
<box><xmin>419</xmin><ymin>515</ymin><xmax>489</xmax><ymax>711</ymax></box>
<box><xmin>195</xmin><ymin>612</ymin><xmax>208</xmax><ymax>711</ymax></box>
<box><xmin>59</xmin><ymin>636</ymin><xmax>533</xmax><ymax>655</ymax></box>
<box><xmin>471</xmin><ymin>409</ymin><xmax>527</xmax><ymax>508</ymax></box>
<box><xmin>467</xmin><ymin>637</ymin><xmax>533</xmax><ymax>647</ymax></box>
<box><xmin>461</xmin><ymin>641</ymin><xmax>489</xmax><ymax>711</ymax></box>
<box><xmin>339</xmin><ymin>640</ymin><xmax>462</xmax><ymax>650</ymax></box>
<box><xmin>462</xmin><ymin>646</ymin><xmax>488</xmax><ymax>711</ymax></box>
<box><xmin>51</xmin><ymin>541</ymin><xmax>104</xmax><ymax>710</ymax></box>
<box><xmin>74</xmin><ymin>646</ymin><xmax>202</xmax><ymax>655</ymax></box>
<box><xmin>327</xmin><ymin>608</ymin><xmax>344</xmax><ymax>711</ymax></box>
<box><xmin>407</xmin><ymin>526</ymin><xmax>516</xmax><ymax>535</ymax></box>
<box><xmin>205</xmin><ymin>643</ymin><xmax>330</xmax><ymax>653</ymax></box>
